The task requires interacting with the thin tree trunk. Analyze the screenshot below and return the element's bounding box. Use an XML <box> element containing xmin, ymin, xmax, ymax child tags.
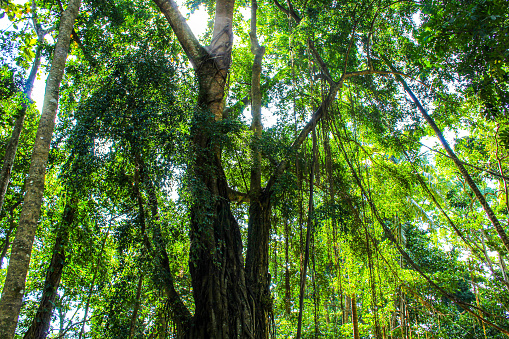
<box><xmin>244</xmin><ymin>0</ymin><xmax>271</xmax><ymax>337</ymax></box>
<box><xmin>384</xmin><ymin>57</ymin><xmax>509</xmax><ymax>254</ymax></box>
<box><xmin>284</xmin><ymin>215</ymin><xmax>291</xmax><ymax>315</ymax></box>
<box><xmin>0</xmin><ymin>1</ymin><xmax>81</xmax><ymax>337</ymax></box>
<box><xmin>129</xmin><ymin>275</ymin><xmax>144</xmax><ymax>339</ymax></box>
<box><xmin>132</xmin><ymin>153</ymin><xmax>191</xmax><ymax>338</ymax></box>
<box><xmin>23</xmin><ymin>201</ymin><xmax>75</xmax><ymax>339</ymax></box>
<box><xmin>0</xmin><ymin>44</ymin><xmax>41</xmax><ymax>215</ymax></box>
<box><xmin>296</xmin><ymin>126</ymin><xmax>317</xmax><ymax>339</ymax></box>
<box><xmin>312</xmin><ymin>234</ymin><xmax>319</xmax><ymax>338</ymax></box>
<box><xmin>78</xmin><ymin>224</ymin><xmax>111</xmax><ymax>339</ymax></box>
<box><xmin>345</xmin><ymin>295</ymin><xmax>352</xmax><ymax>326</ymax></box>
<box><xmin>352</xmin><ymin>294</ymin><xmax>360</xmax><ymax>339</ymax></box>
<box><xmin>57</xmin><ymin>305</ymin><xmax>65</xmax><ymax>338</ymax></box>
<box><xmin>0</xmin><ymin>198</ymin><xmax>22</xmax><ymax>268</ymax></box>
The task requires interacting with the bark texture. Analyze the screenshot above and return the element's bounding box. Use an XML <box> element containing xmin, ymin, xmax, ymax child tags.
<box><xmin>23</xmin><ymin>202</ymin><xmax>75</xmax><ymax>339</ymax></box>
<box><xmin>129</xmin><ymin>275</ymin><xmax>144</xmax><ymax>339</ymax></box>
<box><xmin>0</xmin><ymin>1</ymin><xmax>81</xmax><ymax>337</ymax></box>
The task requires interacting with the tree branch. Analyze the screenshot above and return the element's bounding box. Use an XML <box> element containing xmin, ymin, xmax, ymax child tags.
<box><xmin>152</xmin><ymin>0</ymin><xmax>206</xmax><ymax>68</ymax></box>
<box><xmin>265</xmin><ymin>83</ymin><xmax>340</xmax><ymax>193</ymax></box>
<box><xmin>227</xmin><ymin>187</ymin><xmax>250</xmax><ymax>203</ymax></box>
<box><xmin>273</xmin><ymin>0</ymin><xmax>301</xmax><ymax>23</ymax></box>
<box><xmin>308</xmin><ymin>39</ymin><xmax>334</xmax><ymax>85</ymax></box>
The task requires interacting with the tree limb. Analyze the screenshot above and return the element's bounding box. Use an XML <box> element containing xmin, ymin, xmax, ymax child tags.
<box><xmin>152</xmin><ymin>0</ymin><xmax>206</xmax><ymax>68</ymax></box>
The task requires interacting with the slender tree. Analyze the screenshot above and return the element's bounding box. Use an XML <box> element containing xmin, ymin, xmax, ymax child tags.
<box><xmin>0</xmin><ymin>0</ymin><xmax>52</xmax><ymax>214</ymax></box>
<box><xmin>0</xmin><ymin>0</ymin><xmax>81</xmax><ymax>337</ymax></box>
<box><xmin>23</xmin><ymin>199</ymin><xmax>76</xmax><ymax>339</ymax></box>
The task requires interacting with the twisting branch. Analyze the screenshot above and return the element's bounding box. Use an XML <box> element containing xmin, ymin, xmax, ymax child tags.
<box><xmin>273</xmin><ymin>0</ymin><xmax>301</xmax><ymax>23</ymax></box>
<box><xmin>285</xmin><ymin>0</ymin><xmax>301</xmax><ymax>23</ymax></box>
<box><xmin>273</xmin><ymin>0</ymin><xmax>290</xmax><ymax>16</ymax></box>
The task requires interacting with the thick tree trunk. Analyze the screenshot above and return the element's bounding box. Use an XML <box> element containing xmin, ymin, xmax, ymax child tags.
<box><xmin>23</xmin><ymin>201</ymin><xmax>75</xmax><ymax>339</ymax></box>
<box><xmin>188</xmin><ymin>105</ymin><xmax>253</xmax><ymax>338</ymax></box>
<box><xmin>245</xmin><ymin>196</ymin><xmax>271</xmax><ymax>338</ymax></box>
<box><xmin>0</xmin><ymin>44</ymin><xmax>41</xmax><ymax>214</ymax></box>
<box><xmin>153</xmin><ymin>1</ymin><xmax>262</xmax><ymax>337</ymax></box>
<box><xmin>0</xmin><ymin>1</ymin><xmax>81</xmax><ymax>337</ymax></box>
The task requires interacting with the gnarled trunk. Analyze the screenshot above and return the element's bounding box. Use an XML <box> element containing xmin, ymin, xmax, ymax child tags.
<box><xmin>152</xmin><ymin>1</ymin><xmax>271</xmax><ymax>337</ymax></box>
<box><xmin>188</xmin><ymin>69</ymin><xmax>254</xmax><ymax>337</ymax></box>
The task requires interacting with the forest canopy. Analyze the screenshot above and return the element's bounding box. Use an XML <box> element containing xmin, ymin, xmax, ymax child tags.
<box><xmin>0</xmin><ymin>0</ymin><xmax>508</xmax><ymax>338</ymax></box>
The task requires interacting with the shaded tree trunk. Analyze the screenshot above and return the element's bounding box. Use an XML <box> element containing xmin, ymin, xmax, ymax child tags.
<box><xmin>0</xmin><ymin>0</ymin><xmax>81</xmax><ymax>337</ymax></box>
<box><xmin>153</xmin><ymin>0</ymin><xmax>256</xmax><ymax>337</ymax></box>
<box><xmin>296</xmin><ymin>126</ymin><xmax>317</xmax><ymax>339</ymax></box>
<box><xmin>0</xmin><ymin>44</ymin><xmax>41</xmax><ymax>214</ymax></box>
<box><xmin>129</xmin><ymin>275</ymin><xmax>144</xmax><ymax>339</ymax></box>
<box><xmin>23</xmin><ymin>201</ymin><xmax>75</xmax><ymax>339</ymax></box>
<box><xmin>244</xmin><ymin>1</ymin><xmax>271</xmax><ymax>337</ymax></box>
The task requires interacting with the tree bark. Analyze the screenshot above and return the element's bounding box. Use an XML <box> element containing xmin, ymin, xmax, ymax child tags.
<box><xmin>154</xmin><ymin>1</ymin><xmax>255</xmax><ymax>337</ymax></box>
<box><xmin>0</xmin><ymin>0</ymin><xmax>81</xmax><ymax>337</ymax></box>
<box><xmin>244</xmin><ymin>1</ymin><xmax>271</xmax><ymax>337</ymax></box>
<box><xmin>23</xmin><ymin>201</ymin><xmax>75</xmax><ymax>339</ymax></box>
